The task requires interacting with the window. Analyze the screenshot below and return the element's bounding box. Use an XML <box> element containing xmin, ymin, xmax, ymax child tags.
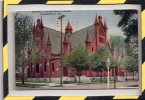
<box><xmin>99</xmin><ymin>37</ymin><xmax>104</xmax><ymax>43</ymax></box>
<box><xmin>52</xmin><ymin>63</ymin><xmax>55</xmax><ymax>71</ymax></box>
<box><xmin>36</xmin><ymin>63</ymin><xmax>39</xmax><ymax>73</ymax></box>
<box><xmin>44</xmin><ymin>59</ymin><xmax>47</xmax><ymax>72</ymax></box>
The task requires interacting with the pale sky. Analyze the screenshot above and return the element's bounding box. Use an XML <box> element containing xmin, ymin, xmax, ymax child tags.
<box><xmin>20</xmin><ymin>10</ymin><xmax>127</xmax><ymax>38</ymax></box>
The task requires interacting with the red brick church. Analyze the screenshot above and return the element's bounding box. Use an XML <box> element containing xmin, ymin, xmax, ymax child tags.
<box><xmin>27</xmin><ymin>15</ymin><xmax>126</xmax><ymax>82</ymax></box>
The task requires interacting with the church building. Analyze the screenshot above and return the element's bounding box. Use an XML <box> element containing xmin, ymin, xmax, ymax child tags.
<box><xmin>27</xmin><ymin>15</ymin><xmax>125</xmax><ymax>82</ymax></box>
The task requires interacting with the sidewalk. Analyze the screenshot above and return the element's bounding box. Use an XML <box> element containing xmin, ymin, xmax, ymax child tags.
<box><xmin>16</xmin><ymin>80</ymin><xmax>139</xmax><ymax>90</ymax></box>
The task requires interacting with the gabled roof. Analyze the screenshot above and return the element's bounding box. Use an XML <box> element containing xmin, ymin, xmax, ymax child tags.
<box><xmin>69</xmin><ymin>25</ymin><xmax>96</xmax><ymax>49</ymax></box>
<box><xmin>43</xmin><ymin>25</ymin><xmax>96</xmax><ymax>54</ymax></box>
<box><xmin>43</xmin><ymin>27</ymin><xmax>65</xmax><ymax>54</ymax></box>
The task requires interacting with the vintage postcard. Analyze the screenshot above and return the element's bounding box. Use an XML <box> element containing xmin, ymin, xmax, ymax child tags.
<box><xmin>15</xmin><ymin>10</ymin><xmax>139</xmax><ymax>90</ymax></box>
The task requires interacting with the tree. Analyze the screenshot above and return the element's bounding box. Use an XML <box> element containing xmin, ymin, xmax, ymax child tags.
<box><xmin>110</xmin><ymin>58</ymin><xmax>118</xmax><ymax>88</ymax></box>
<box><xmin>90</xmin><ymin>47</ymin><xmax>109</xmax><ymax>83</ymax></box>
<box><xmin>15</xmin><ymin>12</ymin><xmax>33</xmax><ymax>84</ymax></box>
<box><xmin>114</xmin><ymin>10</ymin><xmax>138</xmax><ymax>42</ymax></box>
<box><xmin>124</xmin><ymin>56</ymin><xmax>138</xmax><ymax>80</ymax></box>
<box><xmin>31</xmin><ymin>48</ymin><xmax>42</xmax><ymax>64</ymax></box>
<box><xmin>63</xmin><ymin>47</ymin><xmax>89</xmax><ymax>84</ymax></box>
<box><xmin>109</xmin><ymin>35</ymin><xmax>125</xmax><ymax>88</ymax></box>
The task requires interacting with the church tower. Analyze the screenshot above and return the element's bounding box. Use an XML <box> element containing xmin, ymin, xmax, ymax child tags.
<box><xmin>94</xmin><ymin>14</ymin><xmax>99</xmax><ymax>50</ymax></box>
<box><xmin>34</xmin><ymin>18</ymin><xmax>45</xmax><ymax>51</ymax></box>
<box><xmin>94</xmin><ymin>14</ymin><xmax>108</xmax><ymax>49</ymax></box>
<box><xmin>65</xmin><ymin>21</ymin><xmax>73</xmax><ymax>38</ymax></box>
<box><xmin>103</xmin><ymin>19</ymin><xmax>108</xmax><ymax>46</ymax></box>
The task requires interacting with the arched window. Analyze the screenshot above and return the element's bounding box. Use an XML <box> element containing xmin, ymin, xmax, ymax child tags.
<box><xmin>52</xmin><ymin>63</ymin><xmax>55</xmax><ymax>71</ymax></box>
<box><xmin>36</xmin><ymin>63</ymin><xmax>39</xmax><ymax>73</ymax></box>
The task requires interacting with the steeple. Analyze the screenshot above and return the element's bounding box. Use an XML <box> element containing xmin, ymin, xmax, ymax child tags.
<box><xmin>94</xmin><ymin>14</ymin><xmax>99</xmax><ymax>25</ymax></box>
<box><xmin>36</xmin><ymin>19</ymin><xmax>41</xmax><ymax>28</ymax></box>
<box><xmin>63</xmin><ymin>34</ymin><xmax>69</xmax><ymax>44</ymax></box>
<box><xmin>47</xmin><ymin>33</ymin><xmax>51</xmax><ymax>45</ymax></box>
<box><xmin>36</xmin><ymin>17</ymin><xmax>44</xmax><ymax>29</ymax></box>
<box><xmin>65</xmin><ymin>21</ymin><xmax>73</xmax><ymax>33</ymax></box>
<box><xmin>98</xmin><ymin>15</ymin><xmax>102</xmax><ymax>23</ymax></box>
<box><xmin>104</xmin><ymin>19</ymin><xmax>108</xmax><ymax>29</ymax></box>
<box><xmin>85</xmin><ymin>30</ymin><xmax>91</xmax><ymax>43</ymax></box>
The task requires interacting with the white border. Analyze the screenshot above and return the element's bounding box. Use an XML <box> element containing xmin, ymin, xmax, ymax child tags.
<box><xmin>0</xmin><ymin>0</ymin><xmax>3</xmax><ymax>99</ymax></box>
<box><xmin>8</xmin><ymin>5</ymin><xmax>142</xmax><ymax>96</ymax></box>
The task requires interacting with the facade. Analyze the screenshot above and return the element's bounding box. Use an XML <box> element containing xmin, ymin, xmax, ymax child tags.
<box><xmin>27</xmin><ymin>15</ymin><xmax>128</xmax><ymax>82</ymax></box>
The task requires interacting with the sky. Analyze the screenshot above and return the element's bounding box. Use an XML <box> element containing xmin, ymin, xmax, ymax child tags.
<box><xmin>19</xmin><ymin>10</ymin><xmax>129</xmax><ymax>39</ymax></box>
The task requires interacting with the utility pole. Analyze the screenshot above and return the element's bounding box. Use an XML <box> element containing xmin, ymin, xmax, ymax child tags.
<box><xmin>58</xmin><ymin>15</ymin><xmax>65</xmax><ymax>86</ymax></box>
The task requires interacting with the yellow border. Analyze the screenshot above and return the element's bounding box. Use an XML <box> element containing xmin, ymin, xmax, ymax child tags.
<box><xmin>3</xmin><ymin>0</ymin><xmax>144</xmax><ymax>100</ymax></box>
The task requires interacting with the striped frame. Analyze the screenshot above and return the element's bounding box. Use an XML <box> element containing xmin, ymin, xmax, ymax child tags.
<box><xmin>2</xmin><ymin>0</ymin><xmax>145</xmax><ymax>100</ymax></box>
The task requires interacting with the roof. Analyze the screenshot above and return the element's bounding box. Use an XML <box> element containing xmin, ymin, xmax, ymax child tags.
<box><xmin>43</xmin><ymin>27</ymin><xmax>65</xmax><ymax>54</ymax></box>
<box><xmin>69</xmin><ymin>25</ymin><xmax>96</xmax><ymax>49</ymax></box>
<box><xmin>43</xmin><ymin>25</ymin><xmax>96</xmax><ymax>54</ymax></box>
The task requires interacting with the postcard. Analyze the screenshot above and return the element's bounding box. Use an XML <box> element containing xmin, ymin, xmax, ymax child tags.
<box><xmin>15</xmin><ymin>9</ymin><xmax>140</xmax><ymax>90</ymax></box>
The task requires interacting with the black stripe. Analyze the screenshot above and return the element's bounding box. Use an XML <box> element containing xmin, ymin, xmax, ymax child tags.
<box><xmin>3</xmin><ymin>70</ymin><xmax>9</xmax><ymax>98</ymax></box>
<box><xmin>141</xmin><ymin>0</ymin><xmax>145</xmax><ymax>11</ymax></box>
<box><xmin>85</xmin><ymin>96</ymin><xmax>113</xmax><ymax>100</ymax></box>
<box><xmin>3</xmin><ymin>17</ymin><xmax>7</xmax><ymax>47</ymax></box>
<box><xmin>124</xmin><ymin>0</ymin><xmax>141</xmax><ymax>4</ymax></box>
<box><xmin>33</xmin><ymin>96</ymin><xmax>60</xmax><ymax>100</ymax></box>
<box><xmin>142</xmin><ymin>38</ymin><xmax>145</xmax><ymax>64</ymax></box>
<box><xmin>2</xmin><ymin>0</ymin><xmax>7</xmax><ymax>47</ymax></box>
<box><xmin>124</xmin><ymin>0</ymin><xmax>145</xmax><ymax>11</ymax></box>
<box><xmin>19</xmin><ymin>0</ymin><xmax>48</xmax><ymax>4</ymax></box>
<box><xmin>73</xmin><ymin>0</ymin><xmax>100</xmax><ymax>4</ymax></box>
<box><xmin>138</xmin><ymin>90</ymin><xmax>145</xmax><ymax>100</ymax></box>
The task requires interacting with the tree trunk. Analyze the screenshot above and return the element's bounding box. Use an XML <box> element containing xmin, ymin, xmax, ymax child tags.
<box><xmin>100</xmin><ymin>73</ymin><xmax>102</xmax><ymax>83</ymax></box>
<box><xmin>77</xmin><ymin>68</ymin><xmax>81</xmax><ymax>84</ymax></box>
<box><xmin>21</xmin><ymin>67</ymin><xmax>25</xmax><ymax>85</ymax></box>
<box><xmin>79</xmin><ymin>75</ymin><xmax>81</xmax><ymax>84</ymax></box>
<box><xmin>125</xmin><ymin>71</ymin><xmax>128</xmax><ymax>82</ymax></box>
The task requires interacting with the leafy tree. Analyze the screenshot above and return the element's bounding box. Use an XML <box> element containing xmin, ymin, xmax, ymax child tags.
<box><xmin>110</xmin><ymin>58</ymin><xmax>118</xmax><ymax>88</ymax></box>
<box><xmin>109</xmin><ymin>35</ymin><xmax>125</xmax><ymax>88</ymax></box>
<box><xmin>90</xmin><ymin>47</ymin><xmax>109</xmax><ymax>83</ymax></box>
<box><xmin>63</xmin><ymin>47</ymin><xmax>89</xmax><ymax>84</ymax></box>
<box><xmin>15</xmin><ymin>12</ymin><xmax>33</xmax><ymax>84</ymax></box>
<box><xmin>124</xmin><ymin>56</ymin><xmax>138</xmax><ymax>80</ymax></box>
<box><xmin>31</xmin><ymin>48</ymin><xmax>42</xmax><ymax>63</ymax></box>
<box><xmin>114</xmin><ymin>10</ymin><xmax>138</xmax><ymax>42</ymax></box>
